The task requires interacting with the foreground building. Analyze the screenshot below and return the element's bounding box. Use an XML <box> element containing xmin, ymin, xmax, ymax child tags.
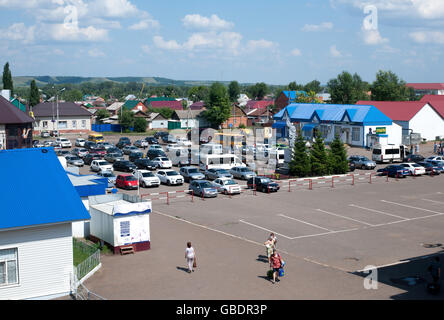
<box><xmin>0</xmin><ymin>148</ymin><xmax>90</xmax><ymax>299</ymax></box>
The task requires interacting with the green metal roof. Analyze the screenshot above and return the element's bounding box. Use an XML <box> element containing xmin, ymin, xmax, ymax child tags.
<box><xmin>10</xmin><ymin>98</ymin><xmax>27</xmax><ymax>113</ymax></box>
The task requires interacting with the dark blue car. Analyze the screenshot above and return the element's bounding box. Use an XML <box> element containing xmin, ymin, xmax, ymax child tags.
<box><xmin>377</xmin><ymin>165</ymin><xmax>410</xmax><ymax>178</ymax></box>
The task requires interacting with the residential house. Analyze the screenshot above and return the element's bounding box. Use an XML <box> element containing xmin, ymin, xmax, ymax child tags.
<box><xmin>244</xmin><ymin>100</ymin><xmax>274</xmax><ymax>113</ymax></box>
<box><xmin>32</xmin><ymin>102</ymin><xmax>92</xmax><ymax>134</ymax></box>
<box><xmin>0</xmin><ymin>148</ymin><xmax>90</xmax><ymax>300</ymax></box>
<box><xmin>222</xmin><ymin>106</ymin><xmax>248</xmax><ymax>129</ymax></box>
<box><xmin>149</xmin><ymin>113</ymin><xmax>168</xmax><ymax>129</ymax></box>
<box><xmin>274</xmin><ymin>90</ymin><xmax>308</xmax><ymax>112</ymax></box>
<box><xmin>122</xmin><ymin>100</ymin><xmax>147</xmax><ymax>113</ymax></box>
<box><xmin>237</xmin><ymin>94</ymin><xmax>249</xmax><ymax>107</ymax></box>
<box><xmin>189</xmin><ymin>101</ymin><xmax>206</xmax><ymax>110</ymax></box>
<box><xmin>0</xmin><ymin>96</ymin><xmax>34</xmax><ymax>150</ymax></box>
<box><xmin>149</xmin><ymin>100</ymin><xmax>183</xmax><ymax>111</ymax></box>
<box><xmin>246</xmin><ymin>108</ymin><xmax>272</xmax><ymax>126</ymax></box>
<box><xmin>357</xmin><ymin>100</ymin><xmax>444</xmax><ymax>141</ymax></box>
<box><xmin>106</xmin><ymin>102</ymin><xmax>124</xmax><ymax>116</ymax></box>
<box><xmin>171</xmin><ymin>109</ymin><xmax>209</xmax><ymax>129</ymax></box>
<box><xmin>406</xmin><ymin>83</ymin><xmax>444</xmax><ymax>96</ymax></box>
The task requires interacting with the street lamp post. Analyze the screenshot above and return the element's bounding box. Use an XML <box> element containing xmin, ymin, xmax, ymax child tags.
<box><xmin>56</xmin><ymin>88</ymin><xmax>66</xmax><ymax>132</ymax></box>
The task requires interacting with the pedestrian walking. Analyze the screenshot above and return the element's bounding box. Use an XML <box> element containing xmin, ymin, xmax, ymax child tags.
<box><xmin>185</xmin><ymin>242</ymin><xmax>196</xmax><ymax>273</ymax></box>
<box><xmin>270</xmin><ymin>249</ymin><xmax>284</xmax><ymax>284</ymax></box>
<box><xmin>264</xmin><ymin>233</ymin><xmax>277</xmax><ymax>265</ymax></box>
<box><xmin>434</xmin><ymin>142</ymin><xmax>437</xmax><ymax>154</ymax></box>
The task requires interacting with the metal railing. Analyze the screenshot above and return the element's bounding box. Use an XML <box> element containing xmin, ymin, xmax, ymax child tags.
<box><xmin>73</xmin><ymin>282</ymin><xmax>106</xmax><ymax>300</ymax></box>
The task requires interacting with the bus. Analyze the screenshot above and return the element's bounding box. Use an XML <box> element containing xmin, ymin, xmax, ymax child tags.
<box><xmin>88</xmin><ymin>133</ymin><xmax>105</xmax><ymax>144</ymax></box>
<box><xmin>372</xmin><ymin>144</ymin><xmax>408</xmax><ymax>163</ymax></box>
<box><xmin>199</xmin><ymin>154</ymin><xmax>245</xmax><ymax>171</ymax></box>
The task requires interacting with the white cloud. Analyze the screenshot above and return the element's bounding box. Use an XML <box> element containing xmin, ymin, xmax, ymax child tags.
<box><xmin>129</xmin><ymin>19</ymin><xmax>160</xmax><ymax>30</ymax></box>
<box><xmin>291</xmin><ymin>48</ymin><xmax>302</xmax><ymax>56</ymax></box>
<box><xmin>302</xmin><ymin>22</ymin><xmax>333</xmax><ymax>32</ymax></box>
<box><xmin>246</xmin><ymin>39</ymin><xmax>275</xmax><ymax>50</ymax></box>
<box><xmin>182</xmin><ymin>14</ymin><xmax>234</xmax><ymax>30</ymax></box>
<box><xmin>89</xmin><ymin>0</ymin><xmax>139</xmax><ymax>18</ymax></box>
<box><xmin>88</xmin><ymin>48</ymin><xmax>105</xmax><ymax>57</ymax></box>
<box><xmin>48</xmin><ymin>24</ymin><xmax>108</xmax><ymax>42</ymax></box>
<box><xmin>153</xmin><ymin>36</ymin><xmax>182</xmax><ymax>50</ymax></box>
<box><xmin>0</xmin><ymin>23</ymin><xmax>35</xmax><ymax>44</ymax></box>
<box><xmin>330</xmin><ymin>45</ymin><xmax>342</xmax><ymax>57</ymax></box>
<box><xmin>362</xmin><ymin>28</ymin><xmax>389</xmax><ymax>45</ymax></box>
<box><xmin>409</xmin><ymin>30</ymin><xmax>444</xmax><ymax>44</ymax></box>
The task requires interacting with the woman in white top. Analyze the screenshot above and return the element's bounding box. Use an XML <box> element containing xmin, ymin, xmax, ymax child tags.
<box><xmin>185</xmin><ymin>242</ymin><xmax>195</xmax><ymax>273</ymax></box>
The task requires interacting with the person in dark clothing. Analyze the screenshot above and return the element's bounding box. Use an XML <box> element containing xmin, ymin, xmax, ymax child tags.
<box><xmin>429</xmin><ymin>256</ymin><xmax>441</xmax><ymax>284</ymax></box>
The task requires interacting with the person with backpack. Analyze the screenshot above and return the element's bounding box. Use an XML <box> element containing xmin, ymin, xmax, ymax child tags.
<box><xmin>270</xmin><ymin>249</ymin><xmax>284</xmax><ymax>284</ymax></box>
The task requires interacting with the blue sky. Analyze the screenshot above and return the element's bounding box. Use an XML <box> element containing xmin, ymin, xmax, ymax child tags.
<box><xmin>0</xmin><ymin>0</ymin><xmax>443</xmax><ymax>85</ymax></box>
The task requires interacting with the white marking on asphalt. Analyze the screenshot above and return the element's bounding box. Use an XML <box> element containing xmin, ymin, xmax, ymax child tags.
<box><xmin>381</xmin><ymin>200</ymin><xmax>444</xmax><ymax>215</ymax></box>
<box><xmin>316</xmin><ymin>209</ymin><xmax>375</xmax><ymax>226</ymax></box>
<box><xmin>349</xmin><ymin>204</ymin><xmax>409</xmax><ymax>220</ymax></box>
<box><xmin>290</xmin><ymin>227</ymin><xmax>360</xmax><ymax>240</ymax></box>
<box><xmin>421</xmin><ymin>198</ymin><xmax>444</xmax><ymax>205</ymax></box>
<box><xmin>238</xmin><ymin>220</ymin><xmax>294</xmax><ymax>239</ymax></box>
<box><xmin>278</xmin><ymin>214</ymin><xmax>334</xmax><ymax>232</ymax></box>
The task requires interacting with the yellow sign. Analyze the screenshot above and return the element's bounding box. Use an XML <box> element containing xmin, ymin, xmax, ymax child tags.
<box><xmin>376</xmin><ymin>127</ymin><xmax>386</xmax><ymax>134</ymax></box>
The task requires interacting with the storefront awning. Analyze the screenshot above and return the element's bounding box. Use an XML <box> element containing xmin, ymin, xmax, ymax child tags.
<box><xmin>272</xmin><ymin>121</ymin><xmax>287</xmax><ymax>129</ymax></box>
<box><xmin>302</xmin><ymin>123</ymin><xmax>317</xmax><ymax>131</ymax></box>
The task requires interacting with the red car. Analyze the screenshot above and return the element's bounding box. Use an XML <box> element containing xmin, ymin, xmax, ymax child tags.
<box><xmin>116</xmin><ymin>174</ymin><xmax>138</xmax><ymax>190</ymax></box>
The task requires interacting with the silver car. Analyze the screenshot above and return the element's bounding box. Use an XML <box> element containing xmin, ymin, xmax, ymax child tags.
<box><xmin>348</xmin><ymin>156</ymin><xmax>376</xmax><ymax>170</ymax></box>
<box><xmin>65</xmin><ymin>155</ymin><xmax>84</xmax><ymax>167</ymax></box>
<box><xmin>230</xmin><ymin>166</ymin><xmax>256</xmax><ymax>180</ymax></box>
<box><xmin>179</xmin><ymin>166</ymin><xmax>205</xmax><ymax>182</ymax></box>
<box><xmin>104</xmin><ymin>153</ymin><xmax>125</xmax><ymax>163</ymax></box>
<box><xmin>123</xmin><ymin>145</ymin><xmax>140</xmax><ymax>155</ymax></box>
<box><xmin>205</xmin><ymin>168</ymin><xmax>233</xmax><ymax>180</ymax></box>
<box><xmin>97</xmin><ymin>171</ymin><xmax>117</xmax><ymax>188</ymax></box>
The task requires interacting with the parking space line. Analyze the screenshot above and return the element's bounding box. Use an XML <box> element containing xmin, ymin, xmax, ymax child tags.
<box><xmin>381</xmin><ymin>200</ymin><xmax>444</xmax><ymax>215</ymax></box>
<box><xmin>290</xmin><ymin>227</ymin><xmax>360</xmax><ymax>240</ymax></box>
<box><xmin>349</xmin><ymin>204</ymin><xmax>409</xmax><ymax>220</ymax></box>
<box><xmin>421</xmin><ymin>198</ymin><xmax>444</xmax><ymax>205</ymax></box>
<box><xmin>238</xmin><ymin>220</ymin><xmax>294</xmax><ymax>239</ymax></box>
<box><xmin>316</xmin><ymin>209</ymin><xmax>375</xmax><ymax>227</ymax></box>
<box><xmin>278</xmin><ymin>214</ymin><xmax>334</xmax><ymax>232</ymax></box>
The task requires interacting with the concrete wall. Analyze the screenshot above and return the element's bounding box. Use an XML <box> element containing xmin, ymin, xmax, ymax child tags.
<box><xmin>409</xmin><ymin>104</ymin><xmax>444</xmax><ymax>141</ymax></box>
<box><xmin>34</xmin><ymin>116</ymin><xmax>92</xmax><ymax>133</ymax></box>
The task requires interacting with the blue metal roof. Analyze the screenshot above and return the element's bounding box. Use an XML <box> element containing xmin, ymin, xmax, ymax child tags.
<box><xmin>67</xmin><ymin>172</ymin><xmax>108</xmax><ymax>198</ymax></box>
<box><xmin>273</xmin><ymin>103</ymin><xmax>392</xmax><ymax>126</ymax></box>
<box><xmin>0</xmin><ymin>148</ymin><xmax>90</xmax><ymax>230</ymax></box>
<box><xmin>283</xmin><ymin>91</ymin><xmax>308</xmax><ymax>99</ymax></box>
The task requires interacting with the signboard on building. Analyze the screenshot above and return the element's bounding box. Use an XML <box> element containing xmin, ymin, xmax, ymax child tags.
<box><xmin>376</xmin><ymin>127</ymin><xmax>386</xmax><ymax>135</ymax></box>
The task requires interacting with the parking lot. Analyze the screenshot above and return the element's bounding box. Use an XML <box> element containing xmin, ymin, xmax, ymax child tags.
<box><xmin>47</xmin><ymin>134</ymin><xmax>444</xmax><ymax>299</ymax></box>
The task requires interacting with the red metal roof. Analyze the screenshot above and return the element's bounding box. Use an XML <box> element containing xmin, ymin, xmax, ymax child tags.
<box><xmin>406</xmin><ymin>83</ymin><xmax>444</xmax><ymax>90</ymax></box>
<box><xmin>420</xmin><ymin>95</ymin><xmax>444</xmax><ymax>102</ymax></box>
<box><xmin>149</xmin><ymin>100</ymin><xmax>183</xmax><ymax>110</ymax></box>
<box><xmin>356</xmin><ymin>100</ymin><xmax>430</xmax><ymax>121</ymax></box>
<box><xmin>245</xmin><ymin>100</ymin><xmax>274</xmax><ymax>110</ymax></box>
<box><xmin>426</xmin><ymin>100</ymin><xmax>444</xmax><ymax>119</ymax></box>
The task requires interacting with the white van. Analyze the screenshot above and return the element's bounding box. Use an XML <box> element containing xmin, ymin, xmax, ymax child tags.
<box><xmin>199</xmin><ymin>154</ymin><xmax>245</xmax><ymax>171</ymax></box>
<box><xmin>200</xmin><ymin>143</ymin><xmax>223</xmax><ymax>155</ymax></box>
<box><xmin>372</xmin><ymin>144</ymin><xmax>408</xmax><ymax>163</ymax></box>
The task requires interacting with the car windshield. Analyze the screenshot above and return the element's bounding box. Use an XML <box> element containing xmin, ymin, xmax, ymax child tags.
<box><xmin>260</xmin><ymin>178</ymin><xmax>271</xmax><ymax>183</ymax></box>
<box><xmin>71</xmin><ymin>156</ymin><xmax>80</xmax><ymax>160</ymax></box>
<box><xmin>160</xmin><ymin>157</ymin><xmax>169</xmax><ymax>161</ymax></box>
<box><xmin>224</xmin><ymin>180</ymin><xmax>237</xmax><ymax>185</ymax></box>
<box><xmin>98</xmin><ymin>161</ymin><xmax>109</xmax><ymax>165</ymax></box>
<box><xmin>216</xmin><ymin>169</ymin><xmax>229</xmax><ymax>174</ymax></box>
<box><xmin>125</xmin><ymin>176</ymin><xmax>137</xmax><ymax>182</ymax></box>
<box><xmin>199</xmin><ymin>182</ymin><xmax>213</xmax><ymax>188</ymax></box>
<box><xmin>166</xmin><ymin>171</ymin><xmax>179</xmax><ymax>176</ymax></box>
<box><xmin>240</xmin><ymin>168</ymin><xmax>250</xmax><ymax>172</ymax></box>
<box><xmin>360</xmin><ymin>157</ymin><xmax>369</xmax><ymax>161</ymax></box>
<box><xmin>121</xmin><ymin>161</ymin><xmax>131</xmax><ymax>165</ymax></box>
<box><xmin>142</xmin><ymin>172</ymin><xmax>155</xmax><ymax>177</ymax></box>
<box><xmin>102</xmin><ymin>173</ymin><xmax>114</xmax><ymax>178</ymax></box>
<box><xmin>188</xmin><ymin>168</ymin><xmax>199</xmax><ymax>173</ymax></box>
<box><xmin>412</xmin><ymin>164</ymin><xmax>421</xmax><ymax>167</ymax></box>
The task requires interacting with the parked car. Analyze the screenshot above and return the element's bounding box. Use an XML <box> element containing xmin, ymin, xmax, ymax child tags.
<box><xmin>148</xmin><ymin>144</ymin><xmax>163</xmax><ymax>152</ymax></box>
<box><xmin>179</xmin><ymin>166</ymin><xmax>205</xmax><ymax>182</ymax></box>
<box><xmin>157</xmin><ymin>170</ymin><xmax>184</xmax><ymax>185</ymax></box>
<box><xmin>134</xmin><ymin>158</ymin><xmax>157</xmax><ymax>171</ymax></box>
<box><xmin>134</xmin><ymin>140</ymin><xmax>149</xmax><ymax>149</ymax></box>
<box><xmin>247</xmin><ymin>177</ymin><xmax>280</xmax><ymax>193</ymax></box>
<box><xmin>161</xmin><ymin>134</ymin><xmax>177</xmax><ymax>144</ymax></box>
<box><xmin>189</xmin><ymin>180</ymin><xmax>218</xmax><ymax>198</ymax></box>
<box><xmin>106</xmin><ymin>147</ymin><xmax>123</xmax><ymax>156</ymax></box>
<box><xmin>166</xmin><ymin>144</ymin><xmax>181</xmax><ymax>152</ymax></box>
<box><xmin>230</xmin><ymin>166</ymin><xmax>256</xmax><ymax>180</ymax></box>
<box><xmin>146</xmin><ymin>149</ymin><xmax>167</xmax><ymax>160</ymax></box>
<box><xmin>83</xmin><ymin>153</ymin><xmax>103</xmax><ymax>165</ymax></box>
<box><xmin>145</xmin><ymin>136</ymin><xmax>158</xmax><ymax>144</ymax></box>
<box><xmin>56</xmin><ymin>149</ymin><xmax>70</xmax><ymax>157</ymax></box>
<box><xmin>151</xmin><ymin>157</ymin><xmax>172</xmax><ymax>169</ymax></box>
<box><xmin>122</xmin><ymin>145</ymin><xmax>140</xmax><ymax>155</ymax></box>
<box><xmin>75</xmin><ymin>138</ymin><xmax>86</xmax><ymax>147</ymax></box>
<box><xmin>129</xmin><ymin>151</ymin><xmax>144</xmax><ymax>163</ymax></box>
<box><xmin>65</xmin><ymin>155</ymin><xmax>84</xmax><ymax>167</ymax></box>
<box><xmin>176</xmin><ymin>138</ymin><xmax>192</xmax><ymax>147</ymax></box>
<box><xmin>113</xmin><ymin>160</ymin><xmax>137</xmax><ymax>173</ymax></box>
<box><xmin>50</xmin><ymin>130</ymin><xmax>60</xmax><ymax>137</ymax></box>
<box><xmin>116</xmin><ymin>137</ymin><xmax>131</xmax><ymax>149</ymax></box>
<box><xmin>348</xmin><ymin>156</ymin><xmax>376</xmax><ymax>170</ymax></box>
<box><xmin>404</xmin><ymin>154</ymin><xmax>425</xmax><ymax>163</ymax></box>
<box><xmin>71</xmin><ymin>148</ymin><xmax>89</xmax><ymax>158</ymax></box>
<box><xmin>41</xmin><ymin>130</ymin><xmax>50</xmax><ymax>138</ymax></box>
<box><xmin>96</xmin><ymin>171</ymin><xmax>117</xmax><ymax>188</ymax></box>
<box><xmin>426</xmin><ymin>156</ymin><xmax>444</xmax><ymax>163</ymax></box>
<box><xmin>97</xmin><ymin>142</ymin><xmax>115</xmax><ymax>150</ymax></box>
<box><xmin>91</xmin><ymin>160</ymin><xmax>113</xmax><ymax>173</ymax></box>
<box><xmin>115</xmin><ymin>174</ymin><xmax>138</xmax><ymax>190</ymax></box>
<box><xmin>212</xmin><ymin>177</ymin><xmax>242</xmax><ymax>195</ymax></box>
<box><xmin>133</xmin><ymin>170</ymin><xmax>161</xmax><ymax>188</ymax></box>
<box><xmin>33</xmin><ymin>140</ymin><xmax>44</xmax><ymax>148</ymax></box>
<box><xmin>104</xmin><ymin>153</ymin><xmax>125</xmax><ymax>163</ymax></box>
<box><xmin>205</xmin><ymin>168</ymin><xmax>233</xmax><ymax>180</ymax></box>
<box><xmin>377</xmin><ymin>165</ymin><xmax>410</xmax><ymax>178</ymax></box>
<box><xmin>154</xmin><ymin>131</ymin><xmax>169</xmax><ymax>140</ymax></box>
<box><xmin>56</xmin><ymin>138</ymin><xmax>72</xmax><ymax>148</ymax></box>
<box><xmin>430</xmin><ymin>160</ymin><xmax>444</xmax><ymax>173</ymax></box>
<box><xmin>417</xmin><ymin>162</ymin><xmax>441</xmax><ymax>175</ymax></box>
<box><xmin>84</xmin><ymin>141</ymin><xmax>98</xmax><ymax>150</ymax></box>
<box><xmin>89</xmin><ymin>145</ymin><xmax>107</xmax><ymax>156</ymax></box>
<box><xmin>399</xmin><ymin>162</ymin><xmax>426</xmax><ymax>176</ymax></box>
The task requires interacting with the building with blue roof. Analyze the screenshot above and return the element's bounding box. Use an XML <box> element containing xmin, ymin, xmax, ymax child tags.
<box><xmin>273</xmin><ymin>103</ymin><xmax>403</xmax><ymax>147</ymax></box>
<box><xmin>275</xmin><ymin>90</ymin><xmax>308</xmax><ymax>112</ymax></box>
<box><xmin>0</xmin><ymin>147</ymin><xmax>90</xmax><ymax>300</ymax></box>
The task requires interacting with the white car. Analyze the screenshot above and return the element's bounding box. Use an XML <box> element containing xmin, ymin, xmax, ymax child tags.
<box><xmin>400</xmin><ymin>162</ymin><xmax>426</xmax><ymax>176</ymax></box>
<box><xmin>75</xmin><ymin>138</ymin><xmax>86</xmax><ymax>147</ymax></box>
<box><xmin>156</xmin><ymin>170</ymin><xmax>184</xmax><ymax>185</ymax></box>
<box><xmin>212</xmin><ymin>177</ymin><xmax>242</xmax><ymax>195</ymax></box>
<box><xmin>426</xmin><ymin>156</ymin><xmax>444</xmax><ymax>163</ymax></box>
<box><xmin>152</xmin><ymin>157</ymin><xmax>172</xmax><ymax>169</ymax></box>
<box><xmin>56</xmin><ymin>138</ymin><xmax>72</xmax><ymax>148</ymax></box>
<box><xmin>165</xmin><ymin>144</ymin><xmax>181</xmax><ymax>152</ymax></box>
<box><xmin>133</xmin><ymin>170</ymin><xmax>161</xmax><ymax>188</ymax></box>
<box><xmin>149</xmin><ymin>144</ymin><xmax>163</xmax><ymax>151</ymax></box>
<box><xmin>91</xmin><ymin>160</ymin><xmax>113</xmax><ymax>173</ymax></box>
<box><xmin>177</xmin><ymin>138</ymin><xmax>192</xmax><ymax>147</ymax></box>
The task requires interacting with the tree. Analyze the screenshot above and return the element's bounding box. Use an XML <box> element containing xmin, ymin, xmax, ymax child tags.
<box><xmin>294</xmin><ymin>91</ymin><xmax>323</xmax><ymax>104</ymax></box>
<box><xmin>203</xmin><ymin>82</ymin><xmax>232</xmax><ymax>128</ymax></box>
<box><xmin>149</xmin><ymin>107</ymin><xmax>174</xmax><ymax>119</ymax></box>
<box><xmin>304</xmin><ymin>80</ymin><xmax>322</xmax><ymax>94</ymax></box>
<box><xmin>327</xmin><ymin>71</ymin><xmax>370</xmax><ymax>104</ymax></box>
<box><xmin>228</xmin><ymin>81</ymin><xmax>240</xmax><ymax>103</ymax></box>
<box><xmin>2</xmin><ymin>62</ymin><xmax>14</xmax><ymax>95</ymax></box>
<box><xmin>288</xmin><ymin>82</ymin><xmax>304</xmax><ymax>91</ymax></box>
<box><xmin>370</xmin><ymin>70</ymin><xmax>414</xmax><ymax>101</ymax></box>
<box><xmin>119</xmin><ymin>109</ymin><xmax>135</xmax><ymax>132</ymax></box>
<box><xmin>188</xmin><ymin>85</ymin><xmax>209</xmax><ymax>102</ymax></box>
<box><xmin>29</xmin><ymin>80</ymin><xmax>40</xmax><ymax>107</ymax></box>
<box><xmin>328</xmin><ymin>135</ymin><xmax>349</xmax><ymax>174</ymax></box>
<box><xmin>309</xmin><ymin>131</ymin><xmax>329</xmax><ymax>176</ymax></box>
<box><xmin>247</xmin><ymin>82</ymin><xmax>268</xmax><ymax>100</ymax></box>
<box><xmin>134</xmin><ymin>117</ymin><xmax>147</xmax><ymax>133</ymax></box>
<box><xmin>95</xmin><ymin>109</ymin><xmax>110</xmax><ymax>124</ymax></box>
<box><xmin>63</xmin><ymin>89</ymin><xmax>83</xmax><ymax>102</ymax></box>
<box><xmin>289</xmin><ymin>129</ymin><xmax>311</xmax><ymax>177</ymax></box>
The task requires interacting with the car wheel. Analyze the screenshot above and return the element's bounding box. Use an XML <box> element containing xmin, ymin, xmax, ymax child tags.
<box><xmin>142</xmin><ymin>181</ymin><xmax>146</xmax><ymax>188</ymax></box>
<box><xmin>224</xmin><ymin>190</ymin><xmax>228</xmax><ymax>195</ymax></box>
<box><xmin>167</xmin><ymin>180</ymin><xmax>171</xmax><ymax>186</ymax></box>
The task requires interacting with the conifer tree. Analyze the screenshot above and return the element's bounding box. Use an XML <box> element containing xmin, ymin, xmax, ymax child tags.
<box><xmin>289</xmin><ymin>129</ymin><xmax>311</xmax><ymax>177</ymax></box>
<box><xmin>329</xmin><ymin>134</ymin><xmax>349</xmax><ymax>174</ymax></box>
<box><xmin>309</xmin><ymin>131</ymin><xmax>329</xmax><ymax>176</ymax></box>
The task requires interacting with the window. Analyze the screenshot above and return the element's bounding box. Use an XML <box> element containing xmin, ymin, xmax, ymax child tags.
<box><xmin>0</xmin><ymin>248</ymin><xmax>18</xmax><ymax>286</ymax></box>
<box><xmin>72</xmin><ymin>120</ymin><xmax>77</xmax><ymax>128</ymax></box>
<box><xmin>352</xmin><ymin>127</ymin><xmax>360</xmax><ymax>141</ymax></box>
<box><xmin>58</xmin><ymin>121</ymin><xmax>67</xmax><ymax>129</ymax></box>
<box><xmin>334</xmin><ymin>126</ymin><xmax>341</xmax><ymax>138</ymax></box>
<box><xmin>320</xmin><ymin>125</ymin><xmax>328</xmax><ymax>138</ymax></box>
<box><xmin>81</xmin><ymin>120</ymin><xmax>86</xmax><ymax>128</ymax></box>
<box><xmin>42</xmin><ymin>121</ymin><xmax>48</xmax><ymax>128</ymax></box>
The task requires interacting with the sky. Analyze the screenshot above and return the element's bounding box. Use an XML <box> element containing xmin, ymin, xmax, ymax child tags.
<box><xmin>0</xmin><ymin>0</ymin><xmax>443</xmax><ymax>85</ymax></box>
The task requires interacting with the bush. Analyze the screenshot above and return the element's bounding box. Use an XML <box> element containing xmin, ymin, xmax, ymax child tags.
<box><xmin>134</xmin><ymin>117</ymin><xmax>147</xmax><ymax>133</ymax></box>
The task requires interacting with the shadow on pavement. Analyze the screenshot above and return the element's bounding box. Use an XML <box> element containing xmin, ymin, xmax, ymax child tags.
<box><xmin>257</xmin><ymin>254</ymin><xmax>269</xmax><ymax>263</ymax></box>
<box><xmin>176</xmin><ymin>266</ymin><xmax>191</xmax><ymax>273</ymax></box>
<box><xmin>351</xmin><ymin>250</ymin><xmax>444</xmax><ymax>300</ymax></box>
